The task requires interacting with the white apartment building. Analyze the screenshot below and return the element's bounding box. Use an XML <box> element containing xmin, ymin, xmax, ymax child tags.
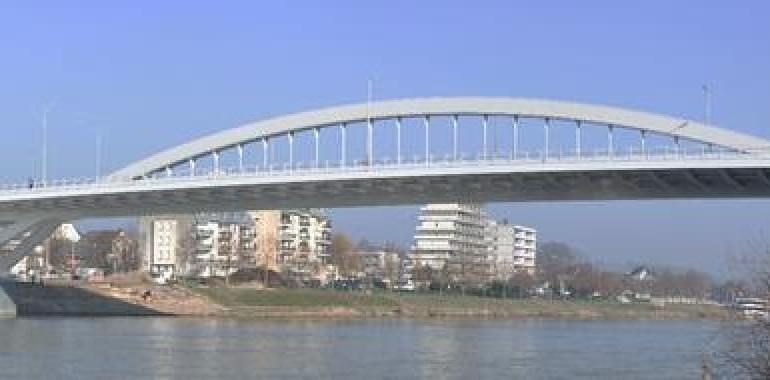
<box><xmin>139</xmin><ymin>215</ymin><xmax>193</xmax><ymax>281</ymax></box>
<box><xmin>410</xmin><ymin>204</ymin><xmax>537</xmax><ymax>286</ymax></box>
<box><xmin>489</xmin><ymin>220</ymin><xmax>537</xmax><ymax>278</ymax></box>
<box><xmin>410</xmin><ymin>203</ymin><xmax>490</xmax><ymax>283</ymax></box>
<box><xmin>276</xmin><ymin>209</ymin><xmax>332</xmax><ymax>282</ymax></box>
<box><xmin>191</xmin><ymin>213</ymin><xmax>256</xmax><ymax>278</ymax></box>
<box><xmin>140</xmin><ymin>213</ymin><xmax>254</xmax><ymax>279</ymax></box>
<box><xmin>140</xmin><ymin>210</ymin><xmax>333</xmax><ymax>283</ymax></box>
<box><xmin>52</xmin><ymin>223</ymin><xmax>81</xmax><ymax>242</ymax></box>
<box><xmin>360</xmin><ymin>249</ymin><xmax>401</xmax><ymax>284</ymax></box>
<box><xmin>151</xmin><ymin>219</ymin><xmax>178</xmax><ymax>279</ymax></box>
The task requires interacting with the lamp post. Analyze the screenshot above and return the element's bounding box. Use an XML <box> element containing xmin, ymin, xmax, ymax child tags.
<box><xmin>42</xmin><ymin>103</ymin><xmax>55</xmax><ymax>186</ymax></box>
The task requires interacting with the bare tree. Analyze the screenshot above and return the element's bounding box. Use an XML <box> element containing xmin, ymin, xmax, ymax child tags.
<box><xmin>537</xmin><ymin>241</ymin><xmax>579</xmax><ymax>287</ymax></box>
<box><xmin>715</xmin><ymin>240</ymin><xmax>770</xmax><ymax>379</ymax></box>
<box><xmin>508</xmin><ymin>271</ymin><xmax>536</xmax><ymax>298</ymax></box>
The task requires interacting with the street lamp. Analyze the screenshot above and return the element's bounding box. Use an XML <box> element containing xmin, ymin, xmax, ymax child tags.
<box><xmin>41</xmin><ymin>103</ymin><xmax>54</xmax><ymax>185</ymax></box>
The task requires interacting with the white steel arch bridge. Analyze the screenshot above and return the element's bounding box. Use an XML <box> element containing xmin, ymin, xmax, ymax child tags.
<box><xmin>1</xmin><ymin>96</ymin><xmax>770</xmax><ymax>272</ymax></box>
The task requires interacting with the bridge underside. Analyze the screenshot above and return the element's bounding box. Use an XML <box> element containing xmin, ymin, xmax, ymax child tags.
<box><xmin>2</xmin><ymin>164</ymin><xmax>769</xmax><ymax>272</ymax></box>
<box><xmin>2</xmin><ymin>166</ymin><xmax>770</xmax><ymax>218</ymax></box>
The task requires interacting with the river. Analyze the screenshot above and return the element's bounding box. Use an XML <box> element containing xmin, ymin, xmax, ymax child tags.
<box><xmin>0</xmin><ymin>318</ymin><xmax>724</xmax><ymax>379</ymax></box>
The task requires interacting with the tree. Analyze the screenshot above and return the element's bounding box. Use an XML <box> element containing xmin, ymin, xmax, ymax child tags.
<box><xmin>648</xmin><ymin>266</ymin><xmax>713</xmax><ymax>299</ymax></box>
<box><xmin>47</xmin><ymin>237</ymin><xmax>75</xmax><ymax>270</ymax></box>
<box><xmin>331</xmin><ymin>233</ymin><xmax>353</xmax><ymax>257</ymax></box>
<box><xmin>714</xmin><ymin>241</ymin><xmax>770</xmax><ymax>379</ymax></box>
<box><xmin>330</xmin><ymin>232</ymin><xmax>364</xmax><ymax>277</ymax></box>
<box><xmin>330</xmin><ymin>232</ymin><xmax>353</xmax><ymax>272</ymax></box>
<box><xmin>508</xmin><ymin>271</ymin><xmax>536</xmax><ymax>298</ymax></box>
<box><xmin>411</xmin><ymin>264</ymin><xmax>435</xmax><ymax>289</ymax></box>
<box><xmin>537</xmin><ymin>241</ymin><xmax>579</xmax><ymax>286</ymax></box>
<box><xmin>356</xmin><ymin>238</ymin><xmax>377</xmax><ymax>252</ymax></box>
<box><xmin>383</xmin><ymin>253</ymin><xmax>400</xmax><ymax>289</ymax></box>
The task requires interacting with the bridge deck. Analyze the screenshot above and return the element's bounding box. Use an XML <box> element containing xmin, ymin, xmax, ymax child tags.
<box><xmin>2</xmin><ymin>153</ymin><xmax>770</xmax><ymax>218</ymax></box>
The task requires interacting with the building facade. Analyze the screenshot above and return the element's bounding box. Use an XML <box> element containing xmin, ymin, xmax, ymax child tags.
<box><xmin>410</xmin><ymin>203</ymin><xmax>491</xmax><ymax>285</ymax></box>
<box><xmin>275</xmin><ymin>209</ymin><xmax>333</xmax><ymax>283</ymax></box>
<box><xmin>359</xmin><ymin>249</ymin><xmax>402</xmax><ymax>285</ymax></box>
<box><xmin>139</xmin><ymin>214</ymin><xmax>194</xmax><ymax>280</ymax></box>
<box><xmin>140</xmin><ymin>210</ymin><xmax>333</xmax><ymax>283</ymax></box>
<box><xmin>77</xmin><ymin>229</ymin><xmax>138</xmax><ymax>273</ymax></box>
<box><xmin>191</xmin><ymin>213</ymin><xmax>256</xmax><ymax>278</ymax></box>
<box><xmin>489</xmin><ymin>221</ymin><xmax>537</xmax><ymax>279</ymax></box>
<box><xmin>410</xmin><ymin>203</ymin><xmax>537</xmax><ymax>287</ymax></box>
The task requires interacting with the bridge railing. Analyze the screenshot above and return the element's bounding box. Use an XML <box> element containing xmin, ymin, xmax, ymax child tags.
<box><xmin>1</xmin><ymin>146</ymin><xmax>769</xmax><ymax>196</ymax></box>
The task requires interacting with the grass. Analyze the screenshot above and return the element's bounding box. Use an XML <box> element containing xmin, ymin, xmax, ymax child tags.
<box><xmin>189</xmin><ymin>287</ymin><xmax>728</xmax><ymax>319</ymax></box>
<box><xmin>195</xmin><ymin>287</ymin><xmax>399</xmax><ymax>308</ymax></box>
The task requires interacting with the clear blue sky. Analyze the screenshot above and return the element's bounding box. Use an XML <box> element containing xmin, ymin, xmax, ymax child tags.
<box><xmin>1</xmin><ymin>1</ymin><xmax>769</xmax><ymax>275</ymax></box>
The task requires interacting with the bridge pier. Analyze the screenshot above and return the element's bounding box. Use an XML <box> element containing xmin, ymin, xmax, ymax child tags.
<box><xmin>0</xmin><ymin>281</ymin><xmax>16</xmax><ymax>318</ymax></box>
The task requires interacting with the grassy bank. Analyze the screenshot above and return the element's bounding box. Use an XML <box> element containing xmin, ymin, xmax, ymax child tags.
<box><xmin>196</xmin><ymin>287</ymin><xmax>398</xmax><ymax>308</ymax></box>
<box><xmin>191</xmin><ymin>287</ymin><xmax>728</xmax><ymax>320</ymax></box>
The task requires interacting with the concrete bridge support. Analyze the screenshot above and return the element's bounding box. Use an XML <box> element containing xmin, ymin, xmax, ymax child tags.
<box><xmin>0</xmin><ymin>215</ymin><xmax>63</xmax><ymax>273</ymax></box>
<box><xmin>0</xmin><ymin>215</ymin><xmax>64</xmax><ymax>318</ymax></box>
<box><xmin>0</xmin><ymin>282</ymin><xmax>16</xmax><ymax>318</ymax></box>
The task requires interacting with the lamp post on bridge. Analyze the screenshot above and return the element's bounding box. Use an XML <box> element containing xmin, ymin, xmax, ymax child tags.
<box><xmin>340</xmin><ymin>124</ymin><xmax>346</xmax><ymax>166</ymax></box>
<box><xmin>575</xmin><ymin>120</ymin><xmax>581</xmax><ymax>158</ymax></box>
<box><xmin>452</xmin><ymin>115</ymin><xmax>458</xmax><ymax>161</ymax></box>
<box><xmin>237</xmin><ymin>143</ymin><xmax>244</xmax><ymax>173</ymax></box>
<box><xmin>512</xmin><ymin>116</ymin><xmax>519</xmax><ymax>159</ymax></box>
<box><xmin>424</xmin><ymin>116</ymin><xmax>430</xmax><ymax>165</ymax></box>
<box><xmin>482</xmin><ymin>115</ymin><xmax>488</xmax><ymax>160</ymax></box>
<box><xmin>42</xmin><ymin>102</ymin><xmax>55</xmax><ymax>186</ymax></box>
<box><xmin>396</xmin><ymin>118</ymin><xmax>402</xmax><ymax>164</ymax></box>
<box><xmin>703</xmin><ymin>84</ymin><xmax>712</xmax><ymax>125</ymax></box>
<box><xmin>262</xmin><ymin>137</ymin><xmax>269</xmax><ymax>169</ymax></box>
<box><xmin>288</xmin><ymin>131</ymin><xmax>294</xmax><ymax>170</ymax></box>
<box><xmin>544</xmin><ymin>118</ymin><xmax>551</xmax><ymax>161</ymax></box>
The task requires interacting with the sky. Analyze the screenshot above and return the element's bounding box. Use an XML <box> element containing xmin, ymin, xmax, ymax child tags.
<box><xmin>1</xmin><ymin>1</ymin><xmax>769</xmax><ymax>276</ymax></box>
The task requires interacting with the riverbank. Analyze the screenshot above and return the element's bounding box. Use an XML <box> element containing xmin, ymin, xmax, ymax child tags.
<box><xmin>192</xmin><ymin>287</ymin><xmax>728</xmax><ymax>320</ymax></box>
<box><xmin>1</xmin><ymin>281</ymin><xmax>728</xmax><ymax>320</ymax></box>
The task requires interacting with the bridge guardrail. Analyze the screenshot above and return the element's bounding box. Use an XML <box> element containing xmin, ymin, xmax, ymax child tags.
<box><xmin>2</xmin><ymin>147</ymin><xmax>770</xmax><ymax>196</ymax></box>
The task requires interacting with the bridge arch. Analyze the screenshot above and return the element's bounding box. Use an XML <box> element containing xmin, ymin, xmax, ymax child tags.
<box><xmin>109</xmin><ymin>97</ymin><xmax>770</xmax><ymax>180</ymax></box>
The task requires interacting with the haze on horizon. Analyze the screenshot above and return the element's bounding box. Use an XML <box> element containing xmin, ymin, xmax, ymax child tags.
<box><xmin>1</xmin><ymin>1</ymin><xmax>769</xmax><ymax>277</ymax></box>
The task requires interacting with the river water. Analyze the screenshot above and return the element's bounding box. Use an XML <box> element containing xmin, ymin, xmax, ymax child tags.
<box><xmin>0</xmin><ymin>318</ymin><xmax>724</xmax><ymax>379</ymax></box>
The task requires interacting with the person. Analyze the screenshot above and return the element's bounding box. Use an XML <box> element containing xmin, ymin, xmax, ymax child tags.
<box><xmin>28</xmin><ymin>178</ymin><xmax>34</xmax><ymax>189</ymax></box>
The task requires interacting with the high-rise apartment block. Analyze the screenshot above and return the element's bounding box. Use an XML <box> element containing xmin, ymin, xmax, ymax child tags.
<box><xmin>409</xmin><ymin>203</ymin><xmax>536</xmax><ymax>286</ymax></box>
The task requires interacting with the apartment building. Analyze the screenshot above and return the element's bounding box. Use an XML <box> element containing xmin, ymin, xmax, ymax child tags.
<box><xmin>250</xmin><ymin>209</ymin><xmax>334</xmax><ymax>283</ymax></box>
<box><xmin>141</xmin><ymin>210</ymin><xmax>334</xmax><ymax>283</ymax></box>
<box><xmin>139</xmin><ymin>214</ymin><xmax>193</xmax><ymax>281</ymax></box>
<box><xmin>410</xmin><ymin>204</ymin><xmax>537</xmax><ymax>286</ymax></box>
<box><xmin>190</xmin><ymin>213</ymin><xmax>256</xmax><ymax>278</ymax></box>
<box><xmin>410</xmin><ymin>203</ymin><xmax>491</xmax><ymax>284</ymax></box>
<box><xmin>140</xmin><ymin>213</ymin><xmax>254</xmax><ymax>280</ymax></box>
<box><xmin>489</xmin><ymin>220</ymin><xmax>537</xmax><ymax>278</ymax></box>
<box><xmin>359</xmin><ymin>249</ymin><xmax>402</xmax><ymax>284</ymax></box>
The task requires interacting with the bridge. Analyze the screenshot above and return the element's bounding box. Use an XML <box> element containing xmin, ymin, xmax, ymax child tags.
<box><xmin>1</xmin><ymin>96</ymin><xmax>770</xmax><ymax>272</ymax></box>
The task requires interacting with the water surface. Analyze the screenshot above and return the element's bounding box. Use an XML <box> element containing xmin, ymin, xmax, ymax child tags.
<box><xmin>0</xmin><ymin>318</ymin><xmax>722</xmax><ymax>379</ymax></box>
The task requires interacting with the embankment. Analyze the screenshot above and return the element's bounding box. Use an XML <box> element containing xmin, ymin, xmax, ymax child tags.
<box><xmin>0</xmin><ymin>282</ymin><xmax>169</xmax><ymax>316</ymax></box>
<box><xmin>1</xmin><ymin>282</ymin><xmax>729</xmax><ymax>320</ymax></box>
<box><xmin>194</xmin><ymin>288</ymin><xmax>729</xmax><ymax>320</ymax></box>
